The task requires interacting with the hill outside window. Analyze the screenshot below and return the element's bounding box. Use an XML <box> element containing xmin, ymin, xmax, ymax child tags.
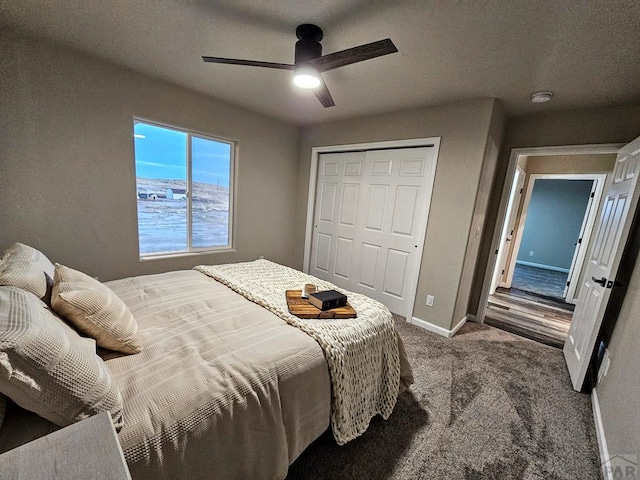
<box><xmin>133</xmin><ymin>119</ymin><xmax>234</xmax><ymax>258</ymax></box>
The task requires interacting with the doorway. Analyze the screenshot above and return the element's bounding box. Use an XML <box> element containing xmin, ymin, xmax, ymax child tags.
<box><xmin>502</xmin><ymin>174</ymin><xmax>606</xmax><ymax>303</ymax></box>
<box><xmin>478</xmin><ymin>147</ymin><xmax>620</xmax><ymax>348</ymax></box>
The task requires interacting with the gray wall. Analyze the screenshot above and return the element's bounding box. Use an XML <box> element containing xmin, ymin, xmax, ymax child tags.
<box><xmin>596</xmin><ymin>252</ymin><xmax>640</xmax><ymax>463</ymax></box>
<box><xmin>524</xmin><ymin>154</ymin><xmax>616</xmax><ymax>176</ymax></box>
<box><xmin>516</xmin><ymin>179</ymin><xmax>593</xmax><ymax>270</ymax></box>
<box><xmin>454</xmin><ymin>104</ymin><xmax>506</xmax><ymax>323</ymax></box>
<box><xmin>0</xmin><ymin>33</ymin><xmax>300</xmax><ymax>281</ymax></box>
<box><xmin>295</xmin><ymin>99</ymin><xmax>500</xmax><ymax>330</ymax></box>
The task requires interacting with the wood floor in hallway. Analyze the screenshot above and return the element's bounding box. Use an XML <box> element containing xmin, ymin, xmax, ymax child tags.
<box><xmin>484</xmin><ymin>287</ymin><xmax>575</xmax><ymax>348</ymax></box>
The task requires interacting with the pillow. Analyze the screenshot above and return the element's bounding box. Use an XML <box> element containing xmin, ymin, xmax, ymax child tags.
<box><xmin>51</xmin><ymin>264</ymin><xmax>143</xmax><ymax>354</ymax></box>
<box><xmin>0</xmin><ymin>286</ymin><xmax>123</xmax><ymax>431</ymax></box>
<box><xmin>0</xmin><ymin>243</ymin><xmax>55</xmax><ymax>300</ymax></box>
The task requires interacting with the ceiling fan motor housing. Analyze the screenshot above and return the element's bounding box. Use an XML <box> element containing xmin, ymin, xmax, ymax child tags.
<box><xmin>295</xmin><ymin>24</ymin><xmax>323</xmax><ymax>64</ymax></box>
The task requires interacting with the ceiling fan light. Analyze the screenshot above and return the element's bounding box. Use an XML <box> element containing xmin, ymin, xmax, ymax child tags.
<box><xmin>293</xmin><ymin>65</ymin><xmax>320</xmax><ymax>89</ymax></box>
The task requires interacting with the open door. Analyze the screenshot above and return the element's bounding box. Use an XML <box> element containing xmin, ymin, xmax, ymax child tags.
<box><xmin>490</xmin><ymin>166</ymin><xmax>525</xmax><ymax>294</ymax></box>
<box><xmin>563</xmin><ymin>179</ymin><xmax>603</xmax><ymax>302</ymax></box>
<box><xmin>564</xmin><ymin>135</ymin><xmax>640</xmax><ymax>391</ymax></box>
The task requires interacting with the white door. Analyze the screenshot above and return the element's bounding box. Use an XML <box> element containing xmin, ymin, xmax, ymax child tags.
<box><xmin>490</xmin><ymin>166</ymin><xmax>525</xmax><ymax>294</ymax></box>
<box><xmin>563</xmin><ymin>180</ymin><xmax>597</xmax><ymax>301</ymax></box>
<box><xmin>309</xmin><ymin>147</ymin><xmax>437</xmax><ymax>318</ymax></box>
<box><xmin>564</xmin><ymin>136</ymin><xmax>640</xmax><ymax>391</ymax></box>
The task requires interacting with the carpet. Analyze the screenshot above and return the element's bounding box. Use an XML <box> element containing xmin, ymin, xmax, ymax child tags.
<box><xmin>286</xmin><ymin>318</ymin><xmax>602</xmax><ymax>480</ymax></box>
<box><xmin>512</xmin><ymin>263</ymin><xmax>569</xmax><ymax>300</ymax></box>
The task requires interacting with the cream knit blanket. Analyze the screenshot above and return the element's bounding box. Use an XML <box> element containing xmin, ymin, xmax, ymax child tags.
<box><xmin>195</xmin><ymin>259</ymin><xmax>400</xmax><ymax>445</ymax></box>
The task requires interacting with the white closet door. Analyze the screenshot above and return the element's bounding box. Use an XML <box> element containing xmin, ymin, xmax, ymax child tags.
<box><xmin>310</xmin><ymin>147</ymin><xmax>436</xmax><ymax>317</ymax></box>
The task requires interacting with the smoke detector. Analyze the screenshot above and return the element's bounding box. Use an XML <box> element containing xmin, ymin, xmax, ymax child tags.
<box><xmin>531</xmin><ymin>91</ymin><xmax>554</xmax><ymax>103</ymax></box>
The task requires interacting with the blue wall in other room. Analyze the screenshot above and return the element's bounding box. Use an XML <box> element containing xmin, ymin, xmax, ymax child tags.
<box><xmin>517</xmin><ymin>179</ymin><xmax>593</xmax><ymax>270</ymax></box>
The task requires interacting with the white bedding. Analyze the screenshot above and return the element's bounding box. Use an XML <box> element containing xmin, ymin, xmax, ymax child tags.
<box><xmin>0</xmin><ymin>264</ymin><xmax>413</xmax><ymax>480</ymax></box>
<box><xmin>105</xmin><ymin>270</ymin><xmax>331</xmax><ymax>480</ymax></box>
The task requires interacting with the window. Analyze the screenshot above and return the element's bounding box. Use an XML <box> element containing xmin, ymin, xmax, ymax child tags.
<box><xmin>133</xmin><ymin>119</ymin><xmax>234</xmax><ymax>258</ymax></box>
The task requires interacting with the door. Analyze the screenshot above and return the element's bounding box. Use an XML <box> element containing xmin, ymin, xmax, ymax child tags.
<box><xmin>309</xmin><ymin>147</ymin><xmax>436</xmax><ymax>318</ymax></box>
<box><xmin>563</xmin><ymin>180</ymin><xmax>598</xmax><ymax>301</ymax></box>
<box><xmin>564</xmin><ymin>136</ymin><xmax>640</xmax><ymax>391</ymax></box>
<box><xmin>490</xmin><ymin>166</ymin><xmax>525</xmax><ymax>294</ymax></box>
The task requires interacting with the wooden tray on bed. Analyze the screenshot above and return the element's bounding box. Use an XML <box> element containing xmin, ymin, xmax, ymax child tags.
<box><xmin>285</xmin><ymin>290</ymin><xmax>357</xmax><ymax>319</ymax></box>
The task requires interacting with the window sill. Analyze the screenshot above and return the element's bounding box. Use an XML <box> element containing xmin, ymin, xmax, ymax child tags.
<box><xmin>139</xmin><ymin>248</ymin><xmax>237</xmax><ymax>262</ymax></box>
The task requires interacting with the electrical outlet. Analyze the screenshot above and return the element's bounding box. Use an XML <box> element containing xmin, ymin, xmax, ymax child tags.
<box><xmin>597</xmin><ymin>349</ymin><xmax>611</xmax><ymax>383</ymax></box>
<box><xmin>426</xmin><ymin>295</ymin><xmax>434</xmax><ymax>307</ymax></box>
<box><xmin>529</xmin><ymin>250</ymin><xmax>534</xmax><ymax>256</ymax></box>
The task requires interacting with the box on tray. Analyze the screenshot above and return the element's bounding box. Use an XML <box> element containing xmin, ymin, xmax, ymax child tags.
<box><xmin>308</xmin><ymin>289</ymin><xmax>348</xmax><ymax>311</ymax></box>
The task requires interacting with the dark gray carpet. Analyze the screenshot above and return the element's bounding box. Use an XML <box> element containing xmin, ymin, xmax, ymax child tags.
<box><xmin>512</xmin><ymin>263</ymin><xmax>569</xmax><ymax>300</ymax></box>
<box><xmin>286</xmin><ymin>318</ymin><xmax>601</xmax><ymax>480</ymax></box>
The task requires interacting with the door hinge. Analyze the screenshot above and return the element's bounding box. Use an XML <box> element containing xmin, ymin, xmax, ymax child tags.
<box><xmin>495</xmin><ymin>249</ymin><xmax>499</xmax><ymax>255</ymax></box>
<box><xmin>510</xmin><ymin>230</ymin><xmax>514</xmax><ymax>236</ymax></box>
<box><xmin>578</xmin><ymin>237</ymin><xmax>582</xmax><ymax>244</ymax></box>
<box><xmin>520</xmin><ymin>188</ymin><xmax>523</xmax><ymax>194</ymax></box>
<box><xmin>591</xmin><ymin>191</ymin><xmax>595</xmax><ymax>198</ymax></box>
<box><xmin>566</xmin><ymin>281</ymin><xmax>570</xmax><ymax>287</ymax></box>
<box><xmin>502</xmin><ymin>269</ymin><xmax>505</xmax><ymax>275</ymax></box>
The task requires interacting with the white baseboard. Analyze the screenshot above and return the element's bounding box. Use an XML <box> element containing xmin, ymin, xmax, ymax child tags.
<box><xmin>515</xmin><ymin>260</ymin><xmax>570</xmax><ymax>273</ymax></box>
<box><xmin>592</xmin><ymin>387</ymin><xmax>612</xmax><ymax>480</ymax></box>
<box><xmin>411</xmin><ymin>315</ymin><xmax>468</xmax><ymax>338</ymax></box>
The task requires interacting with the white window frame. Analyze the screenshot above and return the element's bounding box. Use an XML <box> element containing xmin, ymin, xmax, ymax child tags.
<box><xmin>133</xmin><ymin>118</ymin><xmax>236</xmax><ymax>260</ymax></box>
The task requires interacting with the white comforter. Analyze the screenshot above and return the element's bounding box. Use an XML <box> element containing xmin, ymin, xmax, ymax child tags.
<box><xmin>105</xmin><ymin>270</ymin><xmax>331</xmax><ymax>480</ymax></box>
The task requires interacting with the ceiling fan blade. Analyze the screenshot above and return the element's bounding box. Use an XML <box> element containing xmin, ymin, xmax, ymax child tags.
<box><xmin>202</xmin><ymin>56</ymin><xmax>294</xmax><ymax>70</ymax></box>
<box><xmin>309</xmin><ymin>38</ymin><xmax>398</xmax><ymax>73</ymax></box>
<box><xmin>313</xmin><ymin>75</ymin><xmax>335</xmax><ymax>108</ymax></box>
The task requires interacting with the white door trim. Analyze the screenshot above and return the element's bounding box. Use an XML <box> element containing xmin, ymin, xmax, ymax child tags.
<box><xmin>503</xmin><ymin>173</ymin><xmax>607</xmax><ymax>299</ymax></box>
<box><xmin>591</xmin><ymin>388</ymin><xmax>612</xmax><ymax>480</ymax></box>
<box><xmin>476</xmin><ymin>143</ymin><xmax>624</xmax><ymax>324</ymax></box>
<box><xmin>303</xmin><ymin>137</ymin><xmax>441</xmax><ymax>320</ymax></box>
<box><xmin>491</xmin><ymin>165</ymin><xmax>525</xmax><ymax>292</ymax></box>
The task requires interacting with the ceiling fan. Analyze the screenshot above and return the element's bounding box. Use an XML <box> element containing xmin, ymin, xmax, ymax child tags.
<box><xmin>202</xmin><ymin>24</ymin><xmax>398</xmax><ymax>108</ymax></box>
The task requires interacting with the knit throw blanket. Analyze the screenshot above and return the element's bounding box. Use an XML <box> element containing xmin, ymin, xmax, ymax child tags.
<box><xmin>195</xmin><ymin>260</ymin><xmax>400</xmax><ymax>445</ymax></box>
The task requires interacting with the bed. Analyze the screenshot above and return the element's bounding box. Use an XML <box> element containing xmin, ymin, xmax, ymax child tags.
<box><xmin>0</xmin><ymin>243</ymin><xmax>413</xmax><ymax>479</ymax></box>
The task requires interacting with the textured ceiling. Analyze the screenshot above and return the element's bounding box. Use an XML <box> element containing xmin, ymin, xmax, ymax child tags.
<box><xmin>2</xmin><ymin>0</ymin><xmax>640</xmax><ymax>125</ymax></box>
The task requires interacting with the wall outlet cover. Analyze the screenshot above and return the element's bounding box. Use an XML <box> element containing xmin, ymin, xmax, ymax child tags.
<box><xmin>426</xmin><ymin>295</ymin><xmax>434</xmax><ymax>307</ymax></box>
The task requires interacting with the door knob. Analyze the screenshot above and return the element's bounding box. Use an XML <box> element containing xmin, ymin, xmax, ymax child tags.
<box><xmin>592</xmin><ymin>276</ymin><xmax>607</xmax><ymax>287</ymax></box>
